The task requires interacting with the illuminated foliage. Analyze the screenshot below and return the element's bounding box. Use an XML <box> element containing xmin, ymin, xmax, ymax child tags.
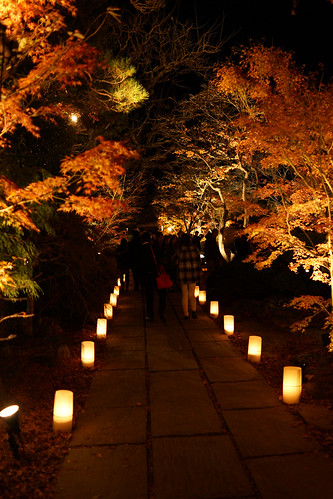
<box><xmin>214</xmin><ymin>44</ymin><xmax>333</xmax><ymax>344</ymax></box>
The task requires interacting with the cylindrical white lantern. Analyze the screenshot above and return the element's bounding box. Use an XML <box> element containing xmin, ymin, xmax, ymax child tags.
<box><xmin>81</xmin><ymin>341</ymin><xmax>95</xmax><ymax>368</ymax></box>
<box><xmin>110</xmin><ymin>293</ymin><xmax>117</xmax><ymax>307</ymax></box>
<box><xmin>104</xmin><ymin>303</ymin><xmax>113</xmax><ymax>319</ymax></box>
<box><xmin>0</xmin><ymin>404</ymin><xmax>19</xmax><ymax>419</ymax></box>
<box><xmin>194</xmin><ymin>285</ymin><xmax>200</xmax><ymax>299</ymax></box>
<box><xmin>248</xmin><ymin>335</ymin><xmax>262</xmax><ymax>363</ymax></box>
<box><xmin>123</xmin><ymin>273</ymin><xmax>126</xmax><ymax>282</ymax></box>
<box><xmin>283</xmin><ymin>366</ymin><xmax>302</xmax><ymax>404</ymax></box>
<box><xmin>224</xmin><ymin>315</ymin><xmax>234</xmax><ymax>336</ymax></box>
<box><xmin>96</xmin><ymin>318</ymin><xmax>107</xmax><ymax>339</ymax></box>
<box><xmin>210</xmin><ymin>300</ymin><xmax>219</xmax><ymax>318</ymax></box>
<box><xmin>198</xmin><ymin>290</ymin><xmax>206</xmax><ymax>304</ymax></box>
<box><xmin>53</xmin><ymin>390</ymin><xmax>73</xmax><ymax>432</ymax></box>
<box><xmin>114</xmin><ymin>285</ymin><xmax>120</xmax><ymax>296</ymax></box>
<box><xmin>117</xmin><ymin>278</ymin><xmax>121</xmax><ymax>287</ymax></box>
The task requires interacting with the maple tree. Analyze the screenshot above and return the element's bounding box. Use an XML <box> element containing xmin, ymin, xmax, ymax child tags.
<box><xmin>0</xmin><ymin>1</ymin><xmax>144</xmax><ymax>332</ymax></box>
<box><xmin>213</xmin><ymin>44</ymin><xmax>333</xmax><ymax>346</ymax></box>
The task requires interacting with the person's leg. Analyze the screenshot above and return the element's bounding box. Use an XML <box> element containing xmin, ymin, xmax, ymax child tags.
<box><xmin>188</xmin><ymin>282</ymin><xmax>196</xmax><ymax>314</ymax></box>
<box><xmin>158</xmin><ymin>288</ymin><xmax>167</xmax><ymax>321</ymax></box>
<box><xmin>181</xmin><ymin>283</ymin><xmax>189</xmax><ymax>317</ymax></box>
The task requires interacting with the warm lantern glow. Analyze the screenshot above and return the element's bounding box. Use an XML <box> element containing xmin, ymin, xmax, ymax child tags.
<box><xmin>194</xmin><ymin>285</ymin><xmax>200</xmax><ymax>298</ymax></box>
<box><xmin>53</xmin><ymin>390</ymin><xmax>73</xmax><ymax>432</ymax></box>
<box><xmin>0</xmin><ymin>405</ymin><xmax>19</xmax><ymax>418</ymax></box>
<box><xmin>224</xmin><ymin>315</ymin><xmax>234</xmax><ymax>336</ymax></box>
<box><xmin>247</xmin><ymin>335</ymin><xmax>262</xmax><ymax>363</ymax></box>
<box><xmin>210</xmin><ymin>300</ymin><xmax>219</xmax><ymax>318</ymax></box>
<box><xmin>110</xmin><ymin>293</ymin><xmax>117</xmax><ymax>307</ymax></box>
<box><xmin>283</xmin><ymin>366</ymin><xmax>302</xmax><ymax>404</ymax></box>
<box><xmin>198</xmin><ymin>290</ymin><xmax>206</xmax><ymax>304</ymax></box>
<box><xmin>104</xmin><ymin>303</ymin><xmax>113</xmax><ymax>319</ymax></box>
<box><xmin>114</xmin><ymin>285</ymin><xmax>120</xmax><ymax>296</ymax></box>
<box><xmin>117</xmin><ymin>278</ymin><xmax>121</xmax><ymax>287</ymax></box>
<box><xmin>123</xmin><ymin>273</ymin><xmax>126</xmax><ymax>282</ymax></box>
<box><xmin>81</xmin><ymin>341</ymin><xmax>95</xmax><ymax>368</ymax></box>
<box><xmin>96</xmin><ymin>318</ymin><xmax>107</xmax><ymax>339</ymax></box>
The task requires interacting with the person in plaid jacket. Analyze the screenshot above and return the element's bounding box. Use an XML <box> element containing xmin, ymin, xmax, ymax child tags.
<box><xmin>177</xmin><ymin>233</ymin><xmax>202</xmax><ymax>319</ymax></box>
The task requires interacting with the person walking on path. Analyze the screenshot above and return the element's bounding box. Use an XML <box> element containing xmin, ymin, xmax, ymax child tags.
<box><xmin>177</xmin><ymin>233</ymin><xmax>201</xmax><ymax>319</ymax></box>
<box><xmin>152</xmin><ymin>231</ymin><xmax>168</xmax><ymax>322</ymax></box>
<box><xmin>116</xmin><ymin>237</ymin><xmax>130</xmax><ymax>292</ymax></box>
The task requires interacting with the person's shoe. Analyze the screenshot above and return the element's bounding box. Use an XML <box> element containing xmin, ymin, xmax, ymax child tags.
<box><xmin>183</xmin><ymin>315</ymin><xmax>189</xmax><ymax>320</ymax></box>
<box><xmin>191</xmin><ymin>311</ymin><xmax>197</xmax><ymax>319</ymax></box>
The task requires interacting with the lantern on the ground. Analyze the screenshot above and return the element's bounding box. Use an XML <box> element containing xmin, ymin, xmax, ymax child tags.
<box><xmin>210</xmin><ymin>301</ymin><xmax>219</xmax><ymax>318</ymax></box>
<box><xmin>110</xmin><ymin>293</ymin><xmax>117</xmax><ymax>307</ymax></box>
<box><xmin>114</xmin><ymin>285</ymin><xmax>120</xmax><ymax>296</ymax></box>
<box><xmin>247</xmin><ymin>335</ymin><xmax>262</xmax><ymax>363</ymax></box>
<box><xmin>117</xmin><ymin>277</ymin><xmax>121</xmax><ymax>287</ymax></box>
<box><xmin>194</xmin><ymin>286</ymin><xmax>200</xmax><ymax>298</ymax></box>
<box><xmin>81</xmin><ymin>341</ymin><xmax>95</xmax><ymax>368</ymax></box>
<box><xmin>96</xmin><ymin>318</ymin><xmax>107</xmax><ymax>339</ymax></box>
<box><xmin>104</xmin><ymin>303</ymin><xmax>113</xmax><ymax>319</ymax></box>
<box><xmin>53</xmin><ymin>390</ymin><xmax>73</xmax><ymax>432</ymax></box>
<box><xmin>223</xmin><ymin>315</ymin><xmax>234</xmax><ymax>336</ymax></box>
<box><xmin>283</xmin><ymin>366</ymin><xmax>302</xmax><ymax>404</ymax></box>
<box><xmin>198</xmin><ymin>290</ymin><xmax>206</xmax><ymax>304</ymax></box>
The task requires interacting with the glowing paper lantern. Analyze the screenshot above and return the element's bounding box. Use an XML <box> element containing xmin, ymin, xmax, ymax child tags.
<box><xmin>117</xmin><ymin>277</ymin><xmax>121</xmax><ymax>286</ymax></box>
<box><xmin>114</xmin><ymin>285</ymin><xmax>120</xmax><ymax>296</ymax></box>
<box><xmin>247</xmin><ymin>335</ymin><xmax>262</xmax><ymax>363</ymax></box>
<box><xmin>0</xmin><ymin>405</ymin><xmax>19</xmax><ymax>419</ymax></box>
<box><xmin>53</xmin><ymin>390</ymin><xmax>73</xmax><ymax>432</ymax></box>
<box><xmin>223</xmin><ymin>315</ymin><xmax>234</xmax><ymax>336</ymax></box>
<box><xmin>81</xmin><ymin>341</ymin><xmax>95</xmax><ymax>368</ymax></box>
<box><xmin>96</xmin><ymin>318</ymin><xmax>107</xmax><ymax>339</ymax></box>
<box><xmin>210</xmin><ymin>300</ymin><xmax>219</xmax><ymax>318</ymax></box>
<box><xmin>104</xmin><ymin>303</ymin><xmax>113</xmax><ymax>319</ymax></box>
<box><xmin>123</xmin><ymin>273</ymin><xmax>126</xmax><ymax>282</ymax></box>
<box><xmin>194</xmin><ymin>286</ymin><xmax>200</xmax><ymax>298</ymax></box>
<box><xmin>110</xmin><ymin>293</ymin><xmax>117</xmax><ymax>307</ymax></box>
<box><xmin>198</xmin><ymin>290</ymin><xmax>206</xmax><ymax>305</ymax></box>
<box><xmin>283</xmin><ymin>366</ymin><xmax>302</xmax><ymax>404</ymax></box>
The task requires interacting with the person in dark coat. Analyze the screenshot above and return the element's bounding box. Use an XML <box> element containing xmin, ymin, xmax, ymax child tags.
<box><xmin>128</xmin><ymin>229</ymin><xmax>141</xmax><ymax>291</ymax></box>
<box><xmin>177</xmin><ymin>233</ymin><xmax>201</xmax><ymax>319</ymax></box>
<box><xmin>139</xmin><ymin>231</ymin><xmax>157</xmax><ymax>321</ymax></box>
<box><xmin>116</xmin><ymin>238</ymin><xmax>130</xmax><ymax>291</ymax></box>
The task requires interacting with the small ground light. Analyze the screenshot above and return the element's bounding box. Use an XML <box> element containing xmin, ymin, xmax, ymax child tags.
<box><xmin>223</xmin><ymin>315</ymin><xmax>234</xmax><ymax>336</ymax></box>
<box><xmin>70</xmin><ymin>113</ymin><xmax>78</xmax><ymax>123</ymax></box>
<box><xmin>96</xmin><ymin>318</ymin><xmax>107</xmax><ymax>338</ymax></box>
<box><xmin>247</xmin><ymin>335</ymin><xmax>262</xmax><ymax>363</ymax></box>
<box><xmin>198</xmin><ymin>290</ymin><xmax>206</xmax><ymax>304</ymax></box>
<box><xmin>194</xmin><ymin>285</ymin><xmax>200</xmax><ymax>298</ymax></box>
<box><xmin>104</xmin><ymin>303</ymin><xmax>113</xmax><ymax>319</ymax></box>
<box><xmin>114</xmin><ymin>285</ymin><xmax>120</xmax><ymax>296</ymax></box>
<box><xmin>81</xmin><ymin>341</ymin><xmax>95</xmax><ymax>368</ymax></box>
<box><xmin>283</xmin><ymin>366</ymin><xmax>302</xmax><ymax>404</ymax></box>
<box><xmin>210</xmin><ymin>301</ymin><xmax>219</xmax><ymax>318</ymax></box>
<box><xmin>110</xmin><ymin>293</ymin><xmax>117</xmax><ymax>307</ymax></box>
<box><xmin>53</xmin><ymin>390</ymin><xmax>74</xmax><ymax>432</ymax></box>
<box><xmin>0</xmin><ymin>404</ymin><xmax>24</xmax><ymax>459</ymax></box>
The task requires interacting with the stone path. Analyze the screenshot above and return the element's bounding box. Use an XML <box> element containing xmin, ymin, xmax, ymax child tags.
<box><xmin>55</xmin><ymin>287</ymin><xmax>333</xmax><ymax>498</ymax></box>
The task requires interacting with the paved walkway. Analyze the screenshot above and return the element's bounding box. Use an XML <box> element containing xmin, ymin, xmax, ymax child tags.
<box><xmin>55</xmin><ymin>286</ymin><xmax>333</xmax><ymax>499</ymax></box>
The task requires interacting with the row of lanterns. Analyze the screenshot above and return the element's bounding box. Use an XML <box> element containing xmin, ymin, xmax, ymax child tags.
<box><xmin>52</xmin><ymin>279</ymin><xmax>123</xmax><ymax>433</ymax></box>
<box><xmin>195</xmin><ymin>285</ymin><xmax>302</xmax><ymax>405</ymax></box>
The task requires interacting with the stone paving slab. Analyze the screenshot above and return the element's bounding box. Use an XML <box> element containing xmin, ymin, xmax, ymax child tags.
<box><xmin>148</xmin><ymin>349</ymin><xmax>198</xmax><ymax>371</ymax></box>
<box><xmin>150</xmin><ymin>370</ymin><xmax>222</xmax><ymax>436</ymax></box>
<box><xmin>108</xmin><ymin>324</ymin><xmax>145</xmax><ymax>337</ymax></box>
<box><xmin>146</xmin><ymin>330</ymin><xmax>192</xmax><ymax>352</ymax></box>
<box><xmin>201</xmin><ymin>356</ymin><xmax>263</xmax><ymax>382</ymax></box>
<box><xmin>55</xmin><ymin>444</ymin><xmax>147</xmax><ymax>499</ymax></box>
<box><xmin>85</xmin><ymin>369</ymin><xmax>146</xmax><ymax>408</ymax></box>
<box><xmin>153</xmin><ymin>435</ymin><xmax>255</xmax><ymax>498</ymax></box>
<box><xmin>213</xmin><ymin>380</ymin><xmax>281</xmax><ymax>410</ymax></box>
<box><xmin>103</xmin><ymin>349</ymin><xmax>146</xmax><ymax>369</ymax></box>
<box><xmin>191</xmin><ymin>339</ymin><xmax>240</xmax><ymax>358</ymax></box>
<box><xmin>107</xmin><ymin>336</ymin><xmax>145</xmax><ymax>351</ymax></box>
<box><xmin>186</xmin><ymin>329</ymin><xmax>223</xmax><ymax>342</ymax></box>
<box><xmin>71</xmin><ymin>406</ymin><xmax>146</xmax><ymax>446</ymax></box>
<box><xmin>246</xmin><ymin>452</ymin><xmax>333</xmax><ymax>499</ymax></box>
<box><xmin>222</xmin><ymin>406</ymin><xmax>322</xmax><ymax>457</ymax></box>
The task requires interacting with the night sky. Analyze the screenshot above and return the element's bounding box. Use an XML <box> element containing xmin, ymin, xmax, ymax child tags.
<box><xmin>175</xmin><ymin>0</ymin><xmax>333</xmax><ymax>75</ymax></box>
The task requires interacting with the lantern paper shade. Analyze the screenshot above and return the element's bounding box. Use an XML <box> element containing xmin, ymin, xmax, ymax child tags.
<box><xmin>248</xmin><ymin>335</ymin><xmax>262</xmax><ymax>363</ymax></box>
<box><xmin>198</xmin><ymin>290</ymin><xmax>206</xmax><ymax>304</ymax></box>
<box><xmin>96</xmin><ymin>318</ymin><xmax>107</xmax><ymax>339</ymax></box>
<box><xmin>117</xmin><ymin>278</ymin><xmax>121</xmax><ymax>286</ymax></box>
<box><xmin>283</xmin><ymin>366</ymin><xmax>302</xmax><ymax>404</ymax></box>
<box><xmin>81</xmin><ymin>341</ymin><xmax>95</xmax><ymax>368</ymax></box>
<box><xmin>210</xmin><ymin>301</ymin><xmax>219</xmax><ymax>318</ymax></box>
<box><xmin>114</xmin><ymin>285</ymin><xmax>120</xmax><ymax>296</ymax></box>
<box><xmin>110</xmin><ymin>293</ymin><xmax>117</xmax><ymax>307</ymax></box>
<box><xmin>104</xmin><ymin>303</ymin><xmax>113</xmax><ymax>319</ymax></box>
<box><xmin>53</xmin><ymin>390</ymin><xmax>73</xmax><ymax>432</ymax></box>
<box><xmin>224</xmin><ymin>315</ymin><xmax>234</xmax><ymax>336</ymax></box>
<box><xmin>194</xmin><ymin>286</ymin><xmax>200</xmax><ymax>298</ymax></box>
